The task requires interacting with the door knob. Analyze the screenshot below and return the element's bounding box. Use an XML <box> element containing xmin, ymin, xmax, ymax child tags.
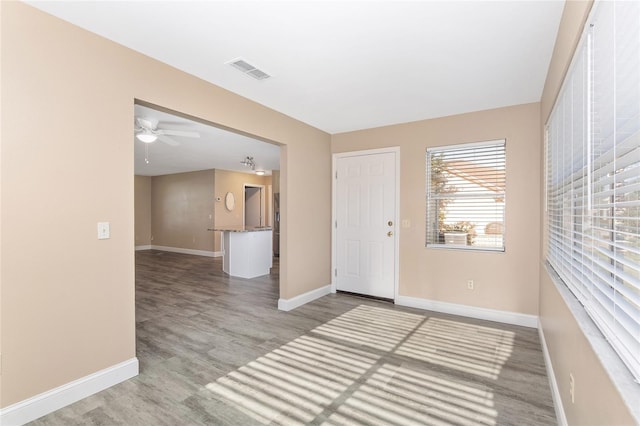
<box><xmin>387</xmin><ymin>231</ymin><xmax>393</xmax><ymax>237</ymax></box>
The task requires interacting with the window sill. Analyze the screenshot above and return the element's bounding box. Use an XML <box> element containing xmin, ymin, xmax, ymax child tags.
<box><xmin>426</xmin><ymin>244</ymin><xmax>505</xmax><ymax>253</ymax></box>
<box><xmin>545</xmin><ymin>262</ymin><xmax>640</xmax><ymax>423</ymax></box>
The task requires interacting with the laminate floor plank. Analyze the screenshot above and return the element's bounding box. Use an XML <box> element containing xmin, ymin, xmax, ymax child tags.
<box><xmin>29</xmin><ymin>250</ymin><xmax>555</xmax><ymax>425</ymax></box>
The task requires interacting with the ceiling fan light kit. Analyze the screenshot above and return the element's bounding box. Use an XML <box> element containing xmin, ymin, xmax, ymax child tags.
<box><xmin>134</xmin><ymin>116</ymin><xmax>200</xmax><ymax>146</ymax></box>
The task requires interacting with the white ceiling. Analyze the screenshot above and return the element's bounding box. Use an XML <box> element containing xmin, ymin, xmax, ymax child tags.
<box><xmin>26</xmin><ymin>0</ymin><xmax>564</xmax><ymax>135</ymax></box>
<box><xmin>27</xmin><ymin>1</ymin><xmax>564</xmax><ymax>176</ymax></box>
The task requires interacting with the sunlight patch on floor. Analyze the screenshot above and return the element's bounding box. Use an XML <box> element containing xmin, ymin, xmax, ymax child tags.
<box><xmin>394</xmin><ymin>318</ymin><xmax>514</xmax><ymax>380</ymax></box>
<box><xmin>312</xmin><ymin>305</ymin><xmax>425</xmax><ymax>351</ymax></box>
<box><xmin>325</xmin><ymin>365</ymin><xmax>497</xmax><ymax>426</ymax></box>
<box><xmin>207</xmin><ymin>305</ymin><xmax>511</xmax><ymax>424</ymax></box>
<box><xmin>206</xmin><ymin>334</ymin><xmax>379</xmax><ymax>424</ymax></box>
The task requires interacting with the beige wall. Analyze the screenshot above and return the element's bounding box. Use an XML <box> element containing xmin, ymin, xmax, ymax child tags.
<box><xmin>0</xmin><ymin>0</ymin><xmax>4</xmax><ymax>407</ymax></box>
<box><xmin>538</xmin><ymin>0</ymin><xmax>634</xmax><ymax>424</ymax></box>
<box><xmin>213</xmin><ymin>169</ymin><xmax>271</xmax><ymax>251</ymax></box>
<box><xmin>539</xmin><ymin>273</ymin><xmax>634</xmax><ymax>425</ymax></box>
<box><xmin>540</xmin><ymin>0</ymin><xmax>593</xmax><ymax>124</ymax></box>
<box><xmin>134</xmin><ymin>175</ymin><xmax>152</xmax><ymax>246</ymax></box>
<box><xmin>0</xmin><ymin>2</ymin><xmax>331</xmax><ymax>408</ymax></box>
<box><xmin>272</xmin><ymin>170</ymin><xmax>281</xmax><ymax>194</ymax></box>
<box><xmin>151</xmin><ymin>170</ymin><xmax>215</xmax><ymax>252</ymax></box>
<box><xmin>332</xmin><ymin>103</ymin><xmax>541</xmax><ymax>315</ymax></box>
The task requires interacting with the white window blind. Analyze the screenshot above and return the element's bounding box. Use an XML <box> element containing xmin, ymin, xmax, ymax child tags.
<box><xmin>546</xmin><ymin>1</ymin><xmax>640</xmax><ymax>380</ymax></box>
<box><xmin>426</xmin><ymin>140</ymin><xmax>506</xmax><ymax>251</ymax></box>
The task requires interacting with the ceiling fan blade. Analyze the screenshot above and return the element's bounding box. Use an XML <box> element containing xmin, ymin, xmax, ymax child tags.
<box><xmin>158</xmin><ymin>134</ymin><xmax>180</xmax><ymax>146</ymax></box>
<box><xmin>157</xmin><ymin>129</ymin><xmax>200</xmax><ymax>138</ymax></box>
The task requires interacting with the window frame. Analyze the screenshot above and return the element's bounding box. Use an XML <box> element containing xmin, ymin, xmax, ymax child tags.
<box><xmin>425</xmin><ymin>139</ymin><xmax>506</xmax><ymax>252</ymax></box>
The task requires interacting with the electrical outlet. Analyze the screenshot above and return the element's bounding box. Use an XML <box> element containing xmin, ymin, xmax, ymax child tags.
<box><xmin>467</xmin><ymin>280</ymin><xmax>474</xmax><ymax>290</ymax></box>
<box><xmin>569</xmin><ymin>373</ymin><xmax>575</xmax><ymax>403</ymax></box>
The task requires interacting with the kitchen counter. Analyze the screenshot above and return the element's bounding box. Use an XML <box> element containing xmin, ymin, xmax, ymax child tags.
<box><xmin>208</xmin><ymin>227</ymin><xmax>273</xmax><ymax>278</ymax></box>
<box><xmin>208</xmin><ymin>226</ymin><xmax>272</xmax><ymax>233</ymax></box>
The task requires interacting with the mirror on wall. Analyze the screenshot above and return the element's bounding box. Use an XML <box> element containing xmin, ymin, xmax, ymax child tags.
<box><xmin>225</xmin><ymin>191</ymin><xmax>235</xmax><ymax>211</ymax></box>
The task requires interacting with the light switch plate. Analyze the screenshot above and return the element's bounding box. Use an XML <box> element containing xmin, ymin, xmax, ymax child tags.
<box><xmin>97</xmin><ymin>222</ymin><xmax>110</xmax><ymax>240</ymax></box>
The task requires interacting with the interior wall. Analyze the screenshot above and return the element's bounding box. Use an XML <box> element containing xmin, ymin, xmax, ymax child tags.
<box><xmin>134</xmin><ymin>175</ymin><xmax>152</xmax><ymax>247</ymax></box>
<box><xmin>0</xmin><ymin>1</ymin><xmax>331</xmax><ymax>408</ymax></box>
<box><xmin>280</xmin><ymin>140</ymin><xmax>332</xmax><ymax>298</ymax></box>
<box><xmin>150</xmin><ymin>170</ymin><xmax>215</xmax><ymax>252</ymax></box>
<box><xmin>0</xmin><ymin>0</ymin><xmax>4</xmax><ymax>407</ymax></box>
<box><xmin>540</xmin><ymin>0</ymin><xmax>593</xmax><ymax>123</ymax></box>
<box><xmin>272</xmin><ymin>170</ymin><xmax>281</xmax><ymax>194</ymax></box>
<box><xmin>213</xmin><ymin>169</ymin><xmax>270</xmax><ymax>252</ymax></box>
<box><xmin>332</xmin><ymin>103</ymin><xmax>541</xmax><ymax>315</ymax></box>
<box><xmin>537</xmin><ymin>0</ymin><xmax>634</xmax><ymax>423</ymax></box>
<box><xmin>539</xmin><ymin>273</ymin><xmax>634</xmax><ymax>424</ymax></box>
<box><xmin>137</xmin><ymin>169</ymin><xmax>273</xmax><ymax>254</ymax></box>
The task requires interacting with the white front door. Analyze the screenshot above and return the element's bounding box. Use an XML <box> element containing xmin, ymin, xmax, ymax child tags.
<box><xmin>335</xmin><ymin>151</ymin><xmax>396</xmax><ymax>299</ymax></box>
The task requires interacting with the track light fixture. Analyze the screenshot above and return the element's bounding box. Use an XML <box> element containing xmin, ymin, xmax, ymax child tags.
<box><xmin>241</xmin><ymin>156</ymin><xmax>256</xmax><ymax>170</ymax></box>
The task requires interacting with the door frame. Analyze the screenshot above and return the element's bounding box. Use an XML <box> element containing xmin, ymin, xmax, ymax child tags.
<box><xmin>331</xmin><ymin>147</ymin><xmax>400</xmax><ymax>300</ymax></box>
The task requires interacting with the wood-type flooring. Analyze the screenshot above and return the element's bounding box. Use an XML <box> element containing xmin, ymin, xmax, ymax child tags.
<box><xmin>30</xmin><ymin>250</ymin><xmax>556</xmax><ymax>425</ymax></box>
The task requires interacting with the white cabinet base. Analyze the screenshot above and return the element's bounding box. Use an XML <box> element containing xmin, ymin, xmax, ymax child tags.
<box><xmin>222</xmin><ymin>230</ymin><xmax>273</xmax><ymax>279</ymax></box>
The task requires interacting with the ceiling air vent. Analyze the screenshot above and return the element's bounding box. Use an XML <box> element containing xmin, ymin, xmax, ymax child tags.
<box><xmin>226</xmin><ymin>58</ymin><xmax>271</xmax><ymax>80</ymax></box>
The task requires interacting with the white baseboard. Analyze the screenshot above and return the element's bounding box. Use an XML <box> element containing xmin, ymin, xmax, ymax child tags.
<box><xmin>395</xmin><ymin>295</ymin><xmax>538</xmax><ymax>328</ymax></box>
<box><xmin>142</xmin><ymin>245</ymin><xmax>222</xmax><ymax>258</ymax></box>
<box><xmin>278</xmin><ymin>284</ymin><xmax>331</xmax><ymax>311</ymax></box>
<box><xmin>0</xmin><ymin>357</ymin><xmax>138</xmax><ymax>426</ymax></box>
<box><xmin>135</xmin><ymin>245</ymin><xmax>152</xmax><ymax>251</ymax></box>
<box><xmin>538</xmin><ymin>324</ymin><xmax>567</xmax><ymax>426</ymax></box>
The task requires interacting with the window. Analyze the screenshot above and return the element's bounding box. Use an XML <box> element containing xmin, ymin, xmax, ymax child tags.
<box><xmin>426</xmin><ymin>140</ymin><xmax>506</xmax><ymax>251</ymax></box>
<box><xmin>546</xmin><ymin>1</ymin><xmax>640</xmax><ymax>380</ymax></box>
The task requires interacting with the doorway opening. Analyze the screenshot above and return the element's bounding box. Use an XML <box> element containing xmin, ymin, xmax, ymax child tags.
<box><xmin>133</xmin><ymin>99</ymin><xmax>282</xmax><ymax>303</ymax></box>
<box><xmin>133</xmin><ymin>100</ymin><xmax>280</xmax><ymax>260</ymax></box>
<box><xmin>244</xmin><ymin>184</ymin><xmax>266</xmax><ymax>227</ymax></box>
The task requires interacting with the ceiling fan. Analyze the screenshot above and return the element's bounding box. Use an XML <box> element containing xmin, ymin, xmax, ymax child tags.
<box><xmin>134</xmin><ymin>117</ymin><xmax>200</xmax><ymax>146</ymax></box>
